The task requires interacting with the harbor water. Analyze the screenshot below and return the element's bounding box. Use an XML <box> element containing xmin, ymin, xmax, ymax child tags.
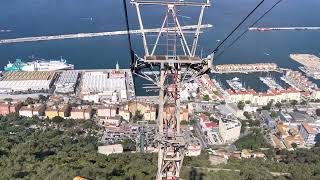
<box><xmin>0</xmin><ymin>0</ymin><xmax>319</xmax><ymax>95</ymax></box>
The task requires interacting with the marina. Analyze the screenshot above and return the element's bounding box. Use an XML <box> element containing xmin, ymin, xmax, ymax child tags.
<box><xmin>280</xmin><ymin>70</ymin><xmax>318</xmax><ymax>91</ymax></box>
<box><xmin>259</xmin><ymin>76</ymin><xmax>283</xmax><ymax>90</ymax></box>
<box><xmin>290</xmin><ymin>54</ymin><xmax>320</xmax><ymax>80</ymax></box>
<box><xmin>226</xmin><ymin>77</ymin><xmax>246</xmax><ymax>91</ymax></box>
<box><xmin>298</xmin><ymin>66</ymin><xmax>320</xmax><ymax>80</ymax></box>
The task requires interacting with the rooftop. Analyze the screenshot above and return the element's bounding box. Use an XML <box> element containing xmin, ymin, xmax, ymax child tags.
<box><xmin>1</xmin><ymin>71</ymin><xmax>55</xmax><ymax>81</ymax></box>
<box><xmin>302</xmin><ymin>123</ymin><xmax>317</xmax><ymax>134</ymax></box>
<box><xmin>205</xmin><ymin>122</ymin><xmax>218</xmax><ymax>128</ymax></box>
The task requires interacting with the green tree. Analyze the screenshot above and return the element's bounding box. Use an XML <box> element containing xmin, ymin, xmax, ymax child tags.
<box><xmin>262</xmin><ymin>100</ymin><xmax>274</xmax><ymax>111</ymax></box>
<box><xmin>243</xmin><ymin>111</ymin><xmax>252</xmax><ymax>119</ymax></box>
<box><xmin>189</xmin><ymin>119</ymin><xmax>197</xmax><ymax>125</ymax></box>
<box><xmin>209</xmin><ymin>117</ymin><xmax>219</xmax><ymax>123</ymax></box>
<box><xmin>132</xmin><ymin>110</ymin><xmax>144</xmax><ymax>123</ymax></box>
<box><xmin>316</xmin><ymin>109</ymin><xmax>320</xmax><ymax>116</ymax></box>
<box><xmin>25</xmin><ymin>97</ymin><xmax>35</xmax><ymax>105</ymax></box>
<box><xmin>121</xmin><ymin>139</ymin><xmax>136</xmax><ymax>151</ymax></box>
<box><xmin>235</xmin><ymin>128</ymin><xmax>271</xmax><ymax>150</ymax></box>
<box><xmin>291</xmin><ymin>100</ymin><xmax>298</xmax><ymax>106</ymax></box>
<box><xmin>291</xmin><ymin>142</ymin><xmax>297</xmax><ymax>149</ymax></box>
<box><xmin>300</xmin><ymin>100</ymin><xmax>307</xmax><ymax>105</ymax></box>
<box><xmin>38</xmin><ymin>94</ymin><xmax>48</xmax><ymax>102</ymax></box>
<box><xmin>237</xmin><ymin>101</ymin><xmax>245</xmax><ymax>110</ymax></box>
<box><xmin>51</xmin><ymin>116</ymin><xmax>64</xmax><ymax>123</ymax></box>
<box><xmin>275</xmin><ymin>102</ymin><xmax>282</xmax><ymax>109</ymax></box>
<box><xmin>270</xmin><ymin>111</ymin><xmax>278</xmax><ymax>118</ymax></box>
<box><xmin>3</xmin><ymin>98</ymin><xmax>13</xmax><ymax>102</ymax></box>
<box><xmin>180</xmin><ymin>120</ymin><xmax>189</xmax><ymax>125</ymax></box>
<box><xmin>203</xmin><ymin>94</ymin><xmax>210</xmax><ymax>101</ymax></box>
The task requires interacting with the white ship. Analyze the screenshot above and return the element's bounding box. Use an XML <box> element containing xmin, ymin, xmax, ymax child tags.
<box><xmin>260</xmin><ymin>76</ymin><xmax>283</xmax><ymax>90</ymax></box>
<box><xmin>226</xmin><ymin>77</ymin><xmax>246</xmax><ymax>91</ymax></box>
<box><xmin>4</xmin><ymin>58</ymin><xmax>74</xmax><ymax>72</ymax></box>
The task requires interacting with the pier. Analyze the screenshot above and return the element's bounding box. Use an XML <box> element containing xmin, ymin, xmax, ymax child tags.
<box><xmin>0</xmin><ymin>24</ymin><xmax>212</xmax><ymax>45</ymax></box>
<box><xmin>290</xmin><ymin>54</ymin><xmax>320</xmax><ymax>80</ymax></box>
<box><xmin>280</xmin><ymin>70</ymin><xmax>318</xmax><ymax>91</ymax></box>
<box><xmin>249</xmin><ymin>27</ymin><xmax>320</xmax><ymax>31</ymax></box>
<box><xmin>212</xmin><ymin>63</ymin><xmax>281</xmax><ymax>74</ymax></box>
<box><xmin>260</xmin><ymin>77</ymin><xmax>283</xmax><ymax>90</ymax></box>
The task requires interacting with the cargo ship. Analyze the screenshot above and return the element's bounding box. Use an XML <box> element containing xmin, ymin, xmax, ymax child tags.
<box><xmin>257</xmin><ymin>28</ymin><xmax>272</xmax><ymax>31</ymax></box>
<box><xmin>4</xmin><ymin>58</ymin><xmax>74</xmax><ymax>72</ymax></box>
<box><xmin>0</xmin><ymin>29</ymin><xmax>11</xmax><ymax>33</ymax></box>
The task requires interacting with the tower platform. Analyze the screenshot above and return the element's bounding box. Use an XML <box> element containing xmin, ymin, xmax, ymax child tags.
<box><xmin>144</xmin><ymin>55</ymin><xmax>202</xmax><ymax>64</ymax></box>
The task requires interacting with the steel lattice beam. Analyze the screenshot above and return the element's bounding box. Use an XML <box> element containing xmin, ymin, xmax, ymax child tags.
<box><xmin>129</xmin><ymin>0</ymin><xmax>212</xmax><ymax>179</ymax></box>
<box><xmin>131</xmin><ymin>0</ymin><xmax>211</xmax><ymax>7</ymax></box>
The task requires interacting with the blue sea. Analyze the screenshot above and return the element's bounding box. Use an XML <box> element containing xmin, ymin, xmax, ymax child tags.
<box><xmin>0</xmin><ymin>0</ymin><xmax>319</xmax><ymax>94</ymax></box>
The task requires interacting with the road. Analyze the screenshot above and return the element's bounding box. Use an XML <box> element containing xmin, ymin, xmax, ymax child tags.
<box><xmin>188</xmin><ymin>166</ymin><xmax>291</xmax><ymax>177</ymax></box>
<box><xmin>194</xmin><ymin>120</ymin><xmax>208</xmax><ymax>149</ymax></box>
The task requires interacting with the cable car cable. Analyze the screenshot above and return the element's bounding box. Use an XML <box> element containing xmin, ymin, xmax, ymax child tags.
<box><xmin>215</xmin><ymin>0</ymin><xmax>284</xmax><ymax>59</ymax></box>
<box><xmin>213</xmin><ymin>0</ymin><xmax>265</xmax><ymax>53</ymax></box>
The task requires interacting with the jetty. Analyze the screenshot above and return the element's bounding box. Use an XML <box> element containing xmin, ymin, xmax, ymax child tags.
<box><xmin>290</xmin><ymin>54</ymin><xmax>320</xmax><ymax>79</ymax></box>
<box><xmin>249</xmin><ymin>27</ymin><xmax>320</xmax><ymax>31</ymax></box>
<box><xmin>212</xmin><ymin>63</ymin><xmax>280</xmax><ymax>74</ymax></box>
<box><xmin>0</xmin><ymin>24</ymin><xmax>212</xmax><ymax>45</ymax></box>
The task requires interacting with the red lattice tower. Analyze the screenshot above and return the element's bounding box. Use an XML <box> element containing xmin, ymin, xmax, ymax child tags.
<box><xmin>129</xmin><ymin>0</ymin><xmax>212</xmax><ymax>179</ymax></box>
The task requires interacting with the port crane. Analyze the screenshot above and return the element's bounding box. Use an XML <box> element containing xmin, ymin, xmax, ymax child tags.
<box><xmin>122</xmin><ymin>0</ymin><xmax>212</xmax><ymax>179</ymax></box>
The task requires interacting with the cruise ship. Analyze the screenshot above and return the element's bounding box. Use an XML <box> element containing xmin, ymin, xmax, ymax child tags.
<box><xmin>226</xmin><ymin>77</ymin><xmax>246</xmax><ymax>91</ymax></box>
<box><xmin>4</xmin><ymin>58</ymin><xmax>74</xmax><ymax>72</ymax></box>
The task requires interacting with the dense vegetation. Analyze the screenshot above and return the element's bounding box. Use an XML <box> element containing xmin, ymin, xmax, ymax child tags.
<box><xmin>235</xmin><ymin>128</ymin><xmax>271</xmax><ymax>150</ymax></box>
<box><xmin>2</xmin><ymin>114</ymin><xmax>320</xmax><ymax>180</ymax></box>
<box><xmin>222</xmin><ymin>148</ymin><xmax>320</xmax><ymax>180</ymax></box>
<box><xmin>0</xmin><ymin>114</ymin><xmax>157</xmax><ymax>180</ymax></box>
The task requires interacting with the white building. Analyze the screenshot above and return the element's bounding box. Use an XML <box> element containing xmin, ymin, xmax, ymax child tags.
<box><xmin>200</xmin><ymin>74</ymin><xmax>216</xmax><ymax>94</ymax></box>
<box><xmin>98</xmin><ymin>144</ymin><xmax>124</xmax><ymax>155</ymax></box>
<box><xmin>300</xmin><ymin>123</ymin><xmax>320</xmax><ymax>146</ymax></box>
<box><xmin>54</xmin><ymin>71</ymin><xmax>79</xmax><ymax>94</ymax></box>
<box><xmin>19</xmin><ymin>104</ymin><xmax>45</xmax><ymax>117</ymax></box>
<box><xmin>225</xmin><ymin>88</ymin><xmax>301</xmax><ymax>106</ymax></box>
<box><xmin>186</xmin><ymin>144</ymin><xmax>201</xmax><ymax>156</ymax></box>
<box><xmin>180</xmin><ymin>89</ymin><xmax>190</xmax><ymax>102</ymax></box>
<box><xmin>311</xmin><ymin>89</ymin><xmax>320</xmax><ymax>100</ymax></box>
<box><xmin>219</xmin><ymin>119</ymin><xmax>241</xmax><ymax>144</ymax></box>
<box><xmin>81</xmin><ymin>71</ymin><xmax>127</xmax><ymax>103</ymax></box>
<box><xmin>0</xmin><ymin>71</ymin><xmax>55</xmax><ymax>94</ymax></box>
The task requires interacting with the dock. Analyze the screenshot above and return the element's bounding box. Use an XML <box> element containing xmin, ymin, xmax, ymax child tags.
<box><xmin>249</xmin><ymin>27</ymin><xmax>320</xmax><ymax>31</ymax></box>
<box><xmin>280</xmin><ymin>70</ymin><xmax>318</xmax><ymax>91</ymax></box>
<box><xmin>259</xmin><ymin>77</ymin><xmax>283</xmax><ymax>90</ymax></box>
<box><xmin>290</xmin><ymin>54</ymin><xmax>320</xmax><ymax>80</ymax></box>
<box><xmin>212</xmin><ymin>63</ymin><xmax>281</xmax><ymax>74</ymax></box>
<box><xmin>0</xmin><ymin>24</ymin><xmax>212</xmax><ymax>45</ymax></box>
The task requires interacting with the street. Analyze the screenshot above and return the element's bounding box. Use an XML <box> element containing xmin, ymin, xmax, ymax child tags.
<box><xmin>194</xmin><ymin>120</ymin><xmax>208</xmax><ymax>149</ymax></box>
